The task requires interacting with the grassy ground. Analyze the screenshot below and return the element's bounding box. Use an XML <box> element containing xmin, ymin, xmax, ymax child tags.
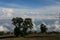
<box><xmin>0</xmin><ymin>34</ymin><xmax>60</xmax><ymax>40</ymax></box>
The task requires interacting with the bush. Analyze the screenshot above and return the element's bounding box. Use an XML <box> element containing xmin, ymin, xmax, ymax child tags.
<box><xmin>0</xmin><ymin>32</ymin><xmax>4</xmax><ymax>35</ymax></box>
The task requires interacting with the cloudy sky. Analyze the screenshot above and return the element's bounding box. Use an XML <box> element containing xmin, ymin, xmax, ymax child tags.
<box><xmin>0</xmin><ymin>0</ymin><xmax>59</xmax><ymax>20</ymax></box>
<box><xmin>0</xmin><ymin>0</ymin><xmax>60</xmax><ymax>32</ymax></box>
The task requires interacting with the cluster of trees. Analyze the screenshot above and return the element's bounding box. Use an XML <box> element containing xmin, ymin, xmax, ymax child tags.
<box><xmin>12</xmin><ymin>17</ymin><xmax>33</xmax><ymax>37</ymax></box>
<box><xmin>12</xmin><ymin>17</ymin><xmax>47</xmax><ymax>37</ymax></box>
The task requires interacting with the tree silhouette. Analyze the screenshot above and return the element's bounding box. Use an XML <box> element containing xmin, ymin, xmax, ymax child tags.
<box><xmin>12</xmin><ymin>17</ymin><xmax>23</xmax><ymax>37</ymax></box>
<box><xmin>12</xmin><ymin>17</ymin><xmax>33</xmax><ymax>37</ymax></box>
<box><xmin>23</xmin><ymin>18</ymin><xmax>33</xmax><ymax>35</ymax></box>
<box><xmin>40</xmin><ymin>24</ymin><xmax>47</xmax><ymax>33</ymax></box>
<box><xmin>14</xmin><ymin>26</ymin><xmax>20</xmax><ymax>37</ymax></box>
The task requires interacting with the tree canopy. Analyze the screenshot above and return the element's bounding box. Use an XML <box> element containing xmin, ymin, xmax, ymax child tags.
<box><xmin>12</xmin><ymin>17</ymin><xmax>33</xmax><ymax>37</ymax></box>
<box><xmin>40</xmin><ymin>24</ymin><xmax>47</xmax><ymax>33</ymax></box>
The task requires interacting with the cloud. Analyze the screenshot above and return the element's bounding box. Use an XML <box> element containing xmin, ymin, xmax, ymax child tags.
<box><xmin>0</xmin><ymin>26</ymin><xmax>4</xmax><ymax>31</ymax></box>
<box><xmin>2</xmin><ymin>8</ymin><xmax>13</xmax><ymax>13</ymax></box>
<box><xmin>0</xmin><ymin>5</ymin><xmax>59</xmax><ymax>20</ymax></box>
<box><xmin>0</xmin><ymin>25</ymin><xmax>9</xmax><ymax>32</ymax></box>
<box><xmin>13</xmin><ymin>5</ymin><xmax>60</xmax><ymax>20</ymax></box>
<box><xmin>0</xmin><ymin>8</ymin><xmax>14</xmax><ymax>19</ymax></box>
<box><xmin>0</xmin><ymin>5</ymin><xmax>60</xmax><ymax>32</ymax></box>
<box><xmin>46</xmin><ymin>20</ymin><xmax>60</xmax><ymax>32</ymax></box>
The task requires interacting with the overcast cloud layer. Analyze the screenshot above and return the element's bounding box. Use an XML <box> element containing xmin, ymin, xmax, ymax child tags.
<box><xmin>0</xmin><ymin>6</ymin><xmax>59</xmax><ymax>20</ymax></box>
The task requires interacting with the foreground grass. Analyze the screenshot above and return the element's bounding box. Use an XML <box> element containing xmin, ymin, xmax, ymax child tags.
<box><xmin>0</xmin><ymin>34</ymin><xmax>60</xmax><ymax>40</ymax></box>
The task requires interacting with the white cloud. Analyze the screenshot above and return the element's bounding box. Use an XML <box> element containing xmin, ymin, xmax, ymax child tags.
<box><xmin>0</xmin><ymin>5</ymin><xmax>59</xmax><ymax>20</ymax></box>
<box><xmin>0</xmin><ymin>6</ymin><xmax>60</xmax><ymax>32</ymax></box>
<box><xmin>13</xmin><ymin>6</ymin><xmax>59</xmax><ymax>20</ymax></box>
<box><xmin>0</xmin><ymin>25</ymin><xmax>9</xmax><ymax>32</ymax></box>
<box><xmin>0</xmin><ymin>8</ymin><xmax>14</xmax><ymax>19</ymax></box>
<box><xmin>0</xmin><ymin>26</ymin><xmax>4</xmax><ymax>31</ymax></box>
<box><xmin>46</xmin><ymin>20</ymin><xmax>60</xmax><ymax>32</ymax></box>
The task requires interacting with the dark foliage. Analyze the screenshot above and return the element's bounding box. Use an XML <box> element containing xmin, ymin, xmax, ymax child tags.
<box><xmin>12</xmin><ymin>17</ymin><xmax>23</xmax><ymax>37</ymax></box>
<box><xmin>23</xmin><ymin>18</ymin><xmax>33</xmax><ymax>34</ymax></box>
<box><xmin>12</xmin><ymin>17</ymin><xmax>33</xmax><ymax>37</ymax></box>
<box><xmin>14</xmin><ymin>27</ymin><xmax>20</xmax><ymax>37</ymax></box>
<box><xmin>40</xmin><ymin>24</ymin><xmax>47</xmax><ymax>33</ymax></box>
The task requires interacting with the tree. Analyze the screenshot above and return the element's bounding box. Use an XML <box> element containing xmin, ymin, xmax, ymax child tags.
<box><xmin>12</xmin><ymin>17</ymin><xmax>33</xmax><ymax>37</ymax></box>
<box><xmin>40</xmin><ymin>24</ymin><xmax>47</xmax><ymax>33</ymax></box>
<box><xmin>23</xmin><ymin>18</ymin><xmax>33</xmax><ymax>35</ymax></box>
<box><xmin>14</xmin><ymin>26</ymin><xmax>20</xmax><ymax>37</ymax></box>
<box><xmin>12</xmin><ymin>17</ymin><xmax>23</xmax><ymax>37</ymax></box>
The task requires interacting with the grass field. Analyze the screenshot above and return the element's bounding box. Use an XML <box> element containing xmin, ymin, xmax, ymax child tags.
<box><xmin>0</xmin><ymin>34</ymin><xmax>60</xmax><ymax>40</ymax></box>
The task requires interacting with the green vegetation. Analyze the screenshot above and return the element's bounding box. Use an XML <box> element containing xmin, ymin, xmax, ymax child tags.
<box><xmin>12</xmin><ymin>17</ymin><xmax>60</xmax><ymax>37</ymax></box>
<box><xmin>12</xmin><ymin>17</ymin><xmax>23</xmax><ymax>37</ymax></box>
<box><xmin>40</xmin><ymin>24</ymin><xmax>47</xmax><ymax>33</ymax></box>
<box><xmin>12</xmin><ymin>17</ymin><xmax>33</xmax><ymax>37</ymax></box>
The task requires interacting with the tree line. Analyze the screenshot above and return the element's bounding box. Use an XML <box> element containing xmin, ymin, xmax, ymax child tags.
<box><xmin>12</xmin><ymin>17</ymin><xmax>47</xmax><ymax>37</ymax></box>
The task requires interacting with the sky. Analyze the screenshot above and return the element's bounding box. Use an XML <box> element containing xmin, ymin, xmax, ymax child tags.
<box><xmin>0</xmin><ymin>0</ymin><xmax>60</xmax><ymax>20</ymax></box>
<box><xmin>0</xmin><ymin>0</ymin><xmax>60</xmax><ymax>32</ymax></box>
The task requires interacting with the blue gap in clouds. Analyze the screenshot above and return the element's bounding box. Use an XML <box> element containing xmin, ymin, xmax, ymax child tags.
<box><xmin>0</xmin><ymin>0</ymin><xmax>57</xmax><ymax>8</ymax></box>
<box><xmin>54</xmin><ymin>0</ymin><xmax>60</xmax><ymax>2</ymax></box>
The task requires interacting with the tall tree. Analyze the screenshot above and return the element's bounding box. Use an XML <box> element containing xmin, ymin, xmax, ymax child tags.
<box><xmin>12</xmin><ymin>17</ymin><xmax>23</xmax><ymax>37</ymax></box>
<box><xmin>23</xmin><ymin>18</ymin><xmax>33</xmax><ymax>34</ymax></box>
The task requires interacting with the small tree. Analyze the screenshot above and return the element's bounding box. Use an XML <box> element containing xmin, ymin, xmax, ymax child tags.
<box><xmin>40</xmin><ymin>24</ymin><xmax>47</xmax><ymax>33</ymax></box>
